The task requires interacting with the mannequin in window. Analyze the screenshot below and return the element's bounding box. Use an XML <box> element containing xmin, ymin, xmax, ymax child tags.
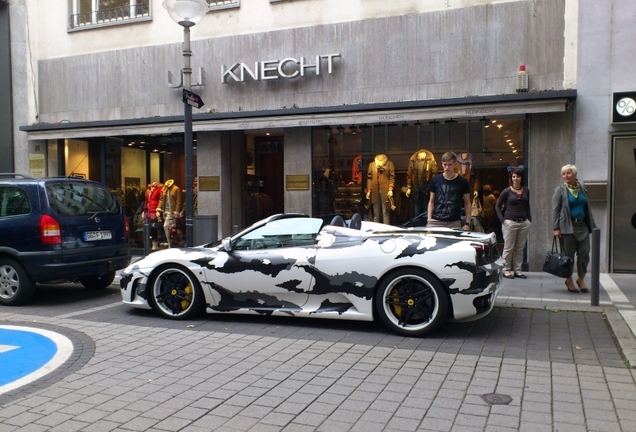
<box><xmin>405</xmin><ymin>149</ymin><xmax>438</xmax><ymax>216</ymax></box>
<box><xmin>456</xmin><ymin>151</ymin><xmax>473</xmax><ymax>182</ymax></box>
<box><xmin>143</xmin><ymin>182</ymin><xmax>163</xmax><ymax>250</ymax></box>
<box><xmin>315</xmin><ymin>167</ymin><xmax>336</xmax><ymax>215</ymax></box>
<box><xmin>157</xmin><ymin>179</ymin><xmax>183</xmax><ymax>247</ymax></box>
<box><xmin>365</xmin><ymin>154</ymin><xmax>395</xmax><ymax>224</ymax></box>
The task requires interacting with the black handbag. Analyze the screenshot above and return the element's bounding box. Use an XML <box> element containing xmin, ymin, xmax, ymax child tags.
<box><xmin>542</xmin><ymin>237</ymin><xmax>574</xmax><ymax>278</ymax></box>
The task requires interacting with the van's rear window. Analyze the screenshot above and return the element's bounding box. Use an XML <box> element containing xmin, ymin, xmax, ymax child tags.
<box><xmin>46</xmin><ymin>182</ymin><xmax>119</xmax><ymax>216</ymax></box>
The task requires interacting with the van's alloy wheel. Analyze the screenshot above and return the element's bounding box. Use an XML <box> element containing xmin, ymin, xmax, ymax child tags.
<box><xmin>0</xmin><ymin>259</ymin><xmax>36</xmax><ymax>306</ymax></box>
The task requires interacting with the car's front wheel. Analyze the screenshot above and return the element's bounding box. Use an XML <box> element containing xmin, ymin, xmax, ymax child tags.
<box><xmin>80</xmin><ymin>271</ymin><xmax>116</xmax><ymax>289</ymax></box>
<box><xmin>0</xmin><ymin>258</ymin><xmax>36</xmax><ymax>306</ymax></box>
<box><xmin>375</xmin><ymin>268</ymin><xmax>448</xmax><ymax>337</ymax></box>
<box><xmin>148</xmin><ymin>265</ymin><xmax>205</xmax><ymax>319</ymax></box>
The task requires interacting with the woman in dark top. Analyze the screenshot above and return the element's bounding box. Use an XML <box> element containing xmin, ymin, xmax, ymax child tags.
<box><xmin>496</xmin><ymin>168</ymin><xmax>532</xmax><ymax>279</ymax></box>
<box><xmin>552</xmin><ymin>164</ymin><xmax>596</xmax><ymax>293</ymax></box>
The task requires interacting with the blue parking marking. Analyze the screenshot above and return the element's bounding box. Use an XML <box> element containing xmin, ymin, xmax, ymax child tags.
<box><xmin>0</xmin><ymin>326</ymin><xmax>73</xmax><ymax>395</ymax></box>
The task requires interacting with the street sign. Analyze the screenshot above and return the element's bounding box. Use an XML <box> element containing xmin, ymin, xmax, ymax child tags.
<box><xmin>183</xmin><ymin>89</ymin><xmax>204</xmax><ymax>109</ymax></box>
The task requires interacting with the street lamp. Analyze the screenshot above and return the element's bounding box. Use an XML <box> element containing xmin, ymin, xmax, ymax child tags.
<box><xmin>163</xmin><ymin>0</ymin><xmax>208</xmax><ymax>247</ymax></box>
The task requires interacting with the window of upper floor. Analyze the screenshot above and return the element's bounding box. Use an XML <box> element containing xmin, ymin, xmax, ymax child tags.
<box><xmin>206</xmin><ymin>0</ymin><xmax>239</xmax><ymax>11</ymax></box>
<box><xmin>69</xmin><ymin>0</ymin><xmax>152</xmax><ymax>30</ymax></box>
<box><xmin>69</xmin><ymin>0</ymin><xmax>239</xmax><ymax>32</ymax></box>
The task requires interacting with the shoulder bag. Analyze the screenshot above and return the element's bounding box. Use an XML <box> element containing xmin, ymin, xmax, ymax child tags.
<box><xmin>542</xmin><ymin>237</ymin><xmax>574</xmax><ymax>278</ymax></box>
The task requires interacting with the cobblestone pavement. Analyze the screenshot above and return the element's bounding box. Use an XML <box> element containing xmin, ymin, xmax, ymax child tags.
<box><xmin>0</xmin><ymin>271</ymin><xmax>636</xmax><ymax>432</ymax></box>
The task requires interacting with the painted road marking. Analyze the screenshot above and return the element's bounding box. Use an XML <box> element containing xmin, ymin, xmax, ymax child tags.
<box><xmin>0</xmin><ymin>325</ymin><xmax>73</xmax><ymax>395</ymax></box>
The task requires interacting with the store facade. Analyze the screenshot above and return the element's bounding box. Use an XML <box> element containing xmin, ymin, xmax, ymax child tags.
<box><xmin>19</xmin><ymin>1</ymin><xmax>580</xmax><ymax>269</ymax></box>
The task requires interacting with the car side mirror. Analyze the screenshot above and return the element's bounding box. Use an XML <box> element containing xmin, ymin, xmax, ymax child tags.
<box><xmin>221</xmin><ymin>237</ymin><xmax>232</xmax><ymax>251</ymax></box>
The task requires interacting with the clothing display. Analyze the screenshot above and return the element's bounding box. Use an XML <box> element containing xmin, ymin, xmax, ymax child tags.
<box><xmin>314</xmin><ymin>168</ymin><xmax>337</xmax><ymax>215</ymax></box>
<box><xmin>406</xmin><ymin>149</ymin><xmax>437</xmax><ymax>216</ymax></box>
<box><xmin>157</xmin><ymin>179</ymin><xmax>183</xmax><ymax>247</ymax></box>
<box><xmin>456</xmin><ymin>152</ymin><xmax>474</xmax><ymax>181</ymax></box>
<box><xmin>366</xmin><ymin>154</ymin><xmax>395</xmax><ymax>224</ymax></box>
<box><xmin>142</xmin><ymin>182</ymin><xmax>163</xmax><ymax>250</ymax></box>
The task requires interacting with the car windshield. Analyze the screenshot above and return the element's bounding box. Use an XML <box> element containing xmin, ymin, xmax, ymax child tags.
<box><xmin>46</xmin><ymin>181</ymin><xmax>119</xmax><ymax>217</ymax></box>
<box><xmin>233</xmin><ymin>217</ymin><xmax>323</xmax><ymax>250</ymax></box>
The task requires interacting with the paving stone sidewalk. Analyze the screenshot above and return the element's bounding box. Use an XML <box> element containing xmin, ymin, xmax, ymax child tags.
<box><xmin>0</xmin><ymin>270</ymin><xmax>635</xmax><ymax>431</ymax></box>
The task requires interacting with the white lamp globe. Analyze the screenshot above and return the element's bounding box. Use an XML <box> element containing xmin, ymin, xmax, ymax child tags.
<box><xmin>163</xmin><ymin>0</ymin><xmax>209</xmax><ymax>27</ymax></box>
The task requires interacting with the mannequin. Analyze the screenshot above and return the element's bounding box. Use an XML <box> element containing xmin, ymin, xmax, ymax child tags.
<box><xmin>456</xmin><ymin>152</ymin><xmax>474</xmax><ymax>182</ymax></box>
<box><xmin>405</xmin><ymin>149</ymin><xmax>437</xmax><ymax>216</ymax></box>
<box><xmin>365</xmin><ymin>154</ymin><xmax>395</xmax><ymax>224</ymax></box>
<box><xmin>143</xmin><ymin>182</ymin><xmax>163</xmax><ymax>250</ymax></box>
<box><xmin>157</xmin><ymin>179</ymin><xmax>183</xmax><ymax>247</ymax></box>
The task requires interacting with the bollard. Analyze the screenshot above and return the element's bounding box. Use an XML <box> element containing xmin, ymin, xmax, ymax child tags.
<box><xmin>591</xmin><ymin>228</ymin><xmax>601</xmax><ymax>306</ymax></box>
<box><xmin>143</xmin><ymin>222</ymin><xmax>150</xmax><ymax>256</ymax></box>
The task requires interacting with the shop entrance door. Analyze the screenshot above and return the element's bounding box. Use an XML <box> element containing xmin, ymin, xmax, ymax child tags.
<box><xmin>611</xmin><ymin>136</ymin><xmax>636</xmax><ymax>272</ymax></box>
<box><xmin>245</xmin><ymin>135</ymin><xmax>284</xmax><ymax>226</ymax></box>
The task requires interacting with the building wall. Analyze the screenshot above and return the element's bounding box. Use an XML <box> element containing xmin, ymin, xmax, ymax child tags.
<box><xmin>283</xmin><ymin>127</ymin><xmax>312</xmax><ymax>214</ymax></box>
<box><xmin>575</xmin><ymin>0</ymin><xmax>636</xmax><ymax>271</ymax></box>
<box><xmin>35</xmin><ymin>1</ymin><xmax>567</xmax><ymax>125</ymax></box>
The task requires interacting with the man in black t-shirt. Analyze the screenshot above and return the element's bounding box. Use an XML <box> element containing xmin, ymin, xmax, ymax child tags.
<box><xmin>427</xmin><ymin>151</ymin><xmax>472</xmax><ymax>230</ymax></box>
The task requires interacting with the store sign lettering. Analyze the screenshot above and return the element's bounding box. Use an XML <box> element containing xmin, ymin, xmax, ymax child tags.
<box><xmin>221</xmin><ymin>54</ymin><xmax>341</xmax><ymax>83</ymax></box>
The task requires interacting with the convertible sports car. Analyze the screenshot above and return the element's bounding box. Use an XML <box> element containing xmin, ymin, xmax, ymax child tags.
<box><xmin>120</xmin><ymin>213</ymin><xmax>504</xmax><ymax>337</ymax></box>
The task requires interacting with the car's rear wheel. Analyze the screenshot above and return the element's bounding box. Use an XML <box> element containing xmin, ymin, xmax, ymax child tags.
<box><xmin>148</xmin><ymin>265</ymin><xmax>205</xmax><ymax>319</ymax></box>
<box><xmin>0</xmin><ymin>258</ymin><xmax>36</xmax><ymax>306</ymax></box>
<box><xmin>375</xmin><ymin>268</ymin><xmax>448</xmax><ymax>337</ymax></box>
<box><xmin>80</xmin><ymin>271</ymin><xmax>116</xmax><ymax>289</ymax></box>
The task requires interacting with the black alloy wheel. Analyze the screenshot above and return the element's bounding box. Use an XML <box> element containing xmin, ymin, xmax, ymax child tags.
<box><xmin>375</xmin><ymin>268</ymin><xmax>448</xmax><ymax>337</ymax></box>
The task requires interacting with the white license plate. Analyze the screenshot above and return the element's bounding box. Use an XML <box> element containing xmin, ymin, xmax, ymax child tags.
<box><xmin>84</xmin><ymin>230</ymin><xmax>112</xmax><ymax>241</ymax></box>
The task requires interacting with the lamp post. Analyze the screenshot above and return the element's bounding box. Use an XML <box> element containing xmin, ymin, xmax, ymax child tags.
<box><xmin>162</xmin><ymin>0</ymin><xmax>208</xmax><ymax>247</ymax></box>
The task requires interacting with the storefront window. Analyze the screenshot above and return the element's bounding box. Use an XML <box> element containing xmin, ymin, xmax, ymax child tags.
<box><xmin>311</xmin><ymin>117</ymin><xmax>526</xmax><ymax>230</ymax></box>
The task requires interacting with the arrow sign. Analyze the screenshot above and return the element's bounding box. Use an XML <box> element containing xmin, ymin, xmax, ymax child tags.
<box><xmin>183</xmin><ymin>89</ymin><xmax>204</xmax><ymax>109</ymax></box>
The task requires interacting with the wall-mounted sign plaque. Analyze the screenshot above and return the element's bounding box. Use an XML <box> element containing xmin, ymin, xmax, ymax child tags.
<box><xmin>286</xmin><ymin>174</ymin><xmax>310</xmax><ymax>191</ymax></box>
<box><xmin>199</xmin><ymin>176</ymin><xmax>220</xmax><ymax>191</ymax></box>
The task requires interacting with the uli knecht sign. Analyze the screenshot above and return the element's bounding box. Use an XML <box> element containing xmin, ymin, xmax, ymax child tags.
<box><xmin>222</xmin><ymin>54</ymin><xmax>341</xmax><ymax>83</ymax></box>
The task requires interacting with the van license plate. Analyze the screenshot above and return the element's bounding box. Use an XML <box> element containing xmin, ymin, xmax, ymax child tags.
<box><xmin>84</xmin><ymin>230</ymin><xmax>112</xmax><ymax>241</ymax></box>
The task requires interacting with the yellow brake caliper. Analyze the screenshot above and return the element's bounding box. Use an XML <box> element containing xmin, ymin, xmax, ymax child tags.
<box><xmin>180</xmin><ymin>284</ymin><xmax>193</xmax><ymax>310</ymax></box>
<box><xmin>390</xmin><ymin>287</ymin><xmax>403</xmax><ymax>316</ymax></box>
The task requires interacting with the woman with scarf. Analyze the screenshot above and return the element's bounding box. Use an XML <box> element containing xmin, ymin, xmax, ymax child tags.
<box><xmin>552</xmin><ymin>164</ymin><xmax>596</xmax><ymax>293</ymax></box>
